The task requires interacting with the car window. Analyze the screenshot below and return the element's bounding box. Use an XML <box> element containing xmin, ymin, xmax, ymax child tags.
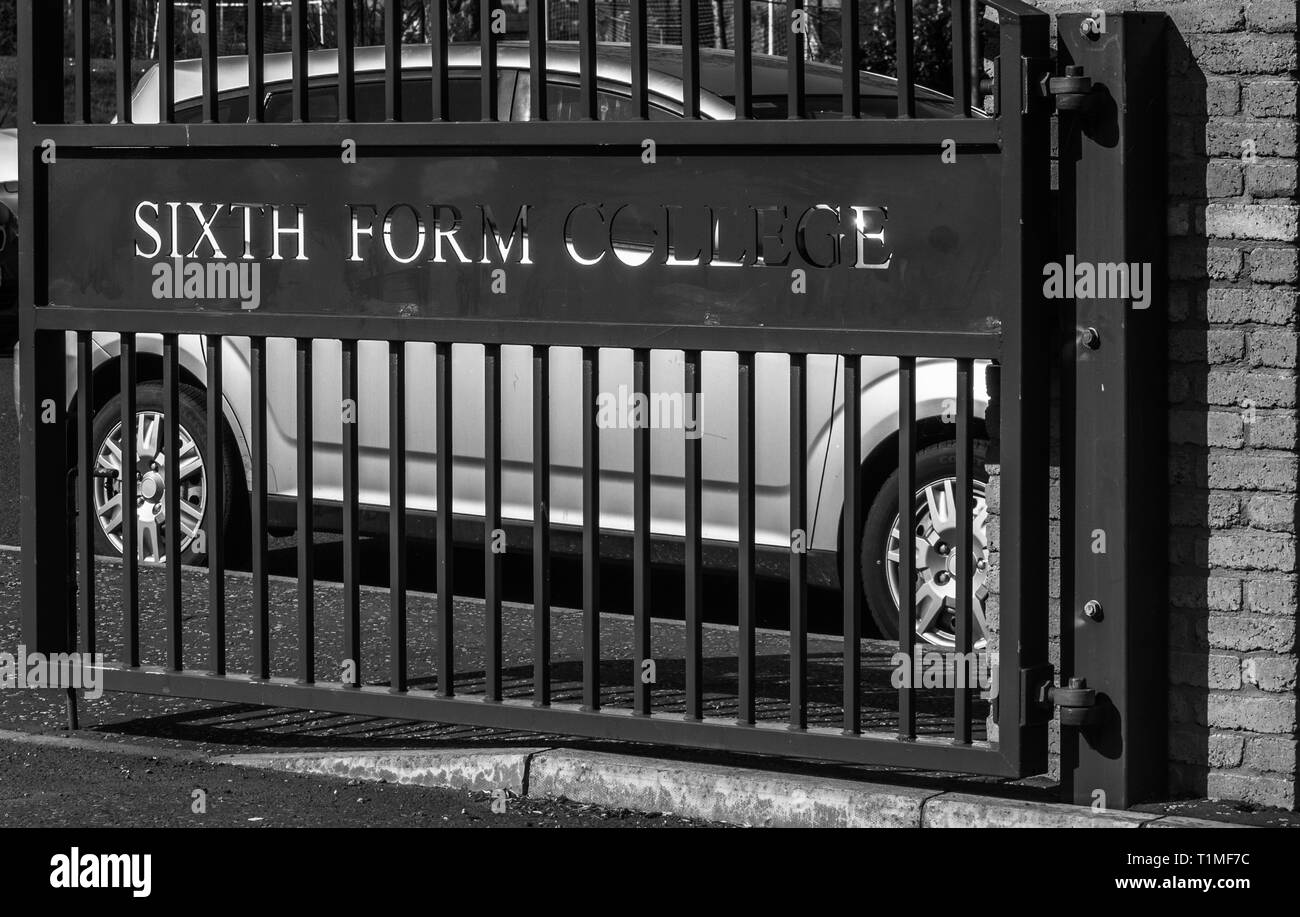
<box><xmin>261</xmin><ymin>74</ymin><xmax>492</xmax><ymax>123</ymax></box>
<box><xmin>512</xmin><ymin>74</ymin><xmax>681</xmax><ymax>121</ymax></box>
<box><xmin>745</xmin><ymin>93</ymin><xmax>959</xmax><ymax>119</ymax></box>
<box><xmin>174</xmin><ymin>94</ymin><xmax>251</xmax><ymax>124</ymax></box>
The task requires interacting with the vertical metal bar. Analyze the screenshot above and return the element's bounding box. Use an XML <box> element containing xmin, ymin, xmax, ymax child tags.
<box><xmin>250</xmin><ymin>337</ymin><xmax>270</xmax><ymax>678</ymax></box>
<box><xmin>341</xmin><ymin>339</ymin><xmax>360</xmax><ymax>686</ymax></box>
<box><xmin>205</xmin><ymin>337</ymin><xmax>226</xmax><ymax>675</ymax></box>
<box><xmin>578</xmin><ymin>0</ymin><xmax>597</xmax><ymax>120</ymax></box>
<box><xmin>631</xmin><ymin>348</ymin><xmax>651</xmax><ymax>716</ymax></box>
<box><xmin>734</xmin><ymin>0</ymin><xmax>752</xmax><ymax>119</ymax></box>
<box><xmin>76</xmin><ymin>333</ymin><xmax>94</xmax><ymax>655</ymax></box>
<box><xmin>897</xmin><ymin>357</ymin><xmax>917</xmax><ymax>738</ymax></box>
<box><xmin>629</xmin><ymin>0</ymin><xmax>647</xmax><ymax>120</ymax></box>
<box><xmin>157</xmin><ymin>0</ymin><xmax>174</xmax><ymax>123</ymax></box>
<box><xmin>115</xmin><ymin>0</ymin><xmax>132</xmax><ymax>124</ymax></box>
<box><xmin>163</xmin><ymin>334</ymin><xmax>182</xmax><ymax>671</ymax></box>
<box><xmin>202</xmin><ymin>0</ymin><xmax>218</xmax><ymax>122</ymax></box>
<box><xmin>385</xmin><ymin>0</ymin><xmax>401</xmax><ymax>121</ymax></box>
<box><xmin>684</xmin><ymin>350</ymin><xmax>703</xmax><ymax>720</ymax></box>
<box><xmin>528</xmin><ymin>0</ymin><xmax>548</xmax><ymax>119</ymax></box>
<box><xmin>18</xmin><ymin>3</ymin><xmax>70</xmax><ymax>663</ymax></box>
<box><xmin>74</xmin><ymin>0</ymin><xmax>91</xmax><ymax>122</ymax></box>
<box><xmin>480</xmin><ymin>0</ymin><xmax>498</xmax><ymax>121</ymax></box>
<box><xmin>484</xmin><ymin>344</ymin><xmax>503</xmax><ymax>701</ymax></box>
<box><xmin>430</xmin><ymin>0</ymin><xmax>449</xmax><ymax>120</ymax></box>
<box><xmin>291</xmin><ymin>0</ymin><xmax>308</xmax><ymax>123</ymax></box>
<box><xmin>532</xmin><ymin>347</ymin><xmax>552</xmax><ymax>705</ymax></box>
<box><xmin>841</xmin><ymin>0</ymin><xmax>860</xmax><ymax>118</ymax></box>
<box><xmin>787</xmin><ymin>0</ymin><xmax>805</xmax><ymax>119</ymax></box>
<box><xmin>389</xmin><ymin>341</ymin><xmax>407</xmax><ymax>692</ymax></box>
<box><xmin>581</xmin><ymin>346</ymin><xmax>600</xmax><ymax>710</ymax></box>
<box><xmin>991</xmin><ymin>6</ymin><xmax>1051</xmax><ymax>783</ymax></box>
<box><xmin>247</xmin><ymin>0</ymin><xmax>265</xmax><ymax>122</ymax></box>
<box><xmin>120</xmin><ymin>334</ymin><xmax>138</xmax><ymax>665</ymax></box>
<box><xmin>682</xmin><ymin>0</ymin><xmax>700</xmax><ymax>119</ymax></box>
<box><xmin>789</xmin><ymin>353</ymin><xmax>807</xmax><ymax>729</ymax></box>
<box><xmin>968</xmin><ymin>0</ymin><xmax>981</xmax><ymax>112</ymax></box>
<box><xmin>736</xmin><ymin>351</ymin><xmax>756</xmax><ymax>725</ymax></box>
<box><xmin>338</xmin><ymin>0</ymin><xmax>356</xmax><ymax>122</ymax></box>
<box><xmin>435</xmin><ymin>341</ymin><xmax>455</xmax><ymax>696</ymax></box>
<box><xmin>954</xmin><ymin>358</ymin><xmax>973</xmax><ymax>743</ymax></box>
<box><xmin>296</xmin><ymin>338</ymin><xmax>314</xmax><ymax>683</ymax></box>
<box><xmin>841</xmin><ymin>355</ymin><xmax>862</xmax><ymax>734</ymax></box>
<box><xmin>950</xmin><ymin>0</ymin><xmax>970</xmax><ymax>117</ymax></box>
<box><xmin>895</xmin><ymin>0</ymin><xmax>914</xmax><ymax>117</ymax></box>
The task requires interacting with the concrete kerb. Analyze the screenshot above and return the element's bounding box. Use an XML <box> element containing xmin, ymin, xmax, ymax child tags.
<box><xmin>213</xmin><ymin>745</ymin><xmax>1242</xmax><ymax>829</ymax></box>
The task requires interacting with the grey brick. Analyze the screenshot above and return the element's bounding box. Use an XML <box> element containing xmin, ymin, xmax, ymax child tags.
<box><xmin>1205</xmin><ymin>202</ymin><xmax>1299</xmax><ymax>241</ymax></box>
<box><xmin>1210</xmin><ymin>613</ymin><xmax>1296</xmax><ymax>652</ymax></box>
<box><xmin>1205</xmin><ymin>370</ymin><xmax>1295</xmax><ymax>408</ymax></box>
<box><xmin>1246</xmin><ymin>330</ymin><xmax>1297</xmax><ymax>367</ymax></box>
<box><xmin>1206</xmin><ymin>772</ymin><xmax>1294</xmax><ymax>809</ymax></box>
<box><xmin>1206</xmin><ymin>692</ymin><xmax>1296</xmax><ymax>733</ymax></box>
<box><xmin>1188</xmin><ymin>34</ymin><xmax>1297</xmax><ymax>75</ymax></box>
<box><xmin>1246</xmin><ymin>412</ymin><xmax>1297</xmax><ymax>449</ymax></box>
<box><xmin>1244</xmin><ymin>493</ymin><xmax>1297</xmax><ymax>532</ymax></box>
<box><xmin>1243</xmin><ymin>79</ymin><xmax>1298</xmax><ymax>118</ymax></box>
<box><xmin>1206</xmin><ymin>530</ymin><xmax>1296</xmax><ymax>571</ymax></box>
<box><xmin>1245</xmin><ymin>0</ymin><xmax>1297</xmax><ymax>32</ymax></box>
<box><xmin>1242</xmin><ymin>655</ymin><xmax>1298</xmax><ymax>691</ymax></box>
<box><xmin>1203</xmin><ymin>286</ymin><xmax>1297</xmax><ymax>325</ymax></box>
<box><xmin>1247</xmin><ymin>244</ymin><xmax>1299</xmax><ymax>283</ymax></box>
<box><xmin>1244</xmin><ymin>575</ymin><xmax>1298</xmax><ymax>615</ymax></box>
<box><xmin>1241</xmin><ymin>735</ymin><xmax>1296</xmax><ymax>775</ymax></box>
<box><xmin>1245</xmin><ymin>160</ymin><xmax>1298</xmax><ymax>198</ymax></box>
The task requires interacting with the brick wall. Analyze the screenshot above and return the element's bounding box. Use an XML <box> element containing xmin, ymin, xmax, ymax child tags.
<box><xmin>988</xmin><ymin>0</ymin><xmax>1297</xmax><ymax>809</ymax></box>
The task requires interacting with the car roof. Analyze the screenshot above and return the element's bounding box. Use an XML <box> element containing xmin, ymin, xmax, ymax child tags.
<box><xmin>132</xmin><ymin>42</ymin><xmax>958</xmax><ymax>121</ymax></box>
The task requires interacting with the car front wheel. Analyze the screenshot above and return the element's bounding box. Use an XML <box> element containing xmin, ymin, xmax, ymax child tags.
<box><xmin>862</xmin><ymin>441</ymin><xmax>990</xmax><ymax>649</ymax></box>
<box><xmin>89</xmin><ymin>381</ymin><xmax>237</xmax><ymax>565</ymax></box>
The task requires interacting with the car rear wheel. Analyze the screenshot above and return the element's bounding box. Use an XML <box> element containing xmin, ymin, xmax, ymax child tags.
<box><xmin>862</xmin><ymin>441</ymin><xmax>990</xmax><ymax>649</ymax></box>
<box><xmin>89</xmin><ymin>381</ymin><xmax>237</xmax><ymax>565</ymax></box>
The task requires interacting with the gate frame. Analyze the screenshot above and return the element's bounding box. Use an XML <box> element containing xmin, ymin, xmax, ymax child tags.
<box><xmin>17</xmin><ymin>0</ymin><xmax>1064</xmax><ymax>787</ymax></box>
<box><xmin>1057</xmin><ymin>12</ymin><xmax>1169</xmax><ymax>809</ymax></box>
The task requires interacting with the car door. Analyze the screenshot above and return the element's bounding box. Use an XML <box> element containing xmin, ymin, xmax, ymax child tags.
<box><xmin>262</xmin><ymin>71</ymin><xmax>515</xmax><ymax>514</ymax></box>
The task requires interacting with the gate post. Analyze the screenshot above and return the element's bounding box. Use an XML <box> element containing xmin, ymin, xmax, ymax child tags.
<box><xmin>1056</xmin><ymin>13</ymin><xmax>1169</xmax><ymax>808</ymax></box>
<box><xmin>17</xmin><ymin>0</ymin><xmax>73</xmax><ymax>654</ymax></box>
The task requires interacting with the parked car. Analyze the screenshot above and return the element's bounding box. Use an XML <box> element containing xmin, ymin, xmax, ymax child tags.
<box><xmin>26</xmin><ymin>43</ymin><xmax>989</xmax><ymax>648</ymax></box>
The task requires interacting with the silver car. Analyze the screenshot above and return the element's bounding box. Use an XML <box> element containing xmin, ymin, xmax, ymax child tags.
<box><xmin>53</xmin><ymin>43</ymin><xmax>990</xmax><ymax>647</ymax></box>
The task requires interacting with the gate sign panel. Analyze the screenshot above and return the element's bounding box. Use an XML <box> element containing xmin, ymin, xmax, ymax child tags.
<box><xmin>46</xmin><ymin>151</ymin><xmax>1004</xmax><ymax>335</ymax></box>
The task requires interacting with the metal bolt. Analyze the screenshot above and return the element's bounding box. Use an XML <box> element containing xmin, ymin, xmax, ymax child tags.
<box><xmin>1083</xmin><ymin>599</ymin><xmax>1103</xmax><ymax>621</ymax></box>
<box><xmin>936</xmin><ymin>542</ymin><xmax>949</xmax><ymax>555</ymax></box>
<box><xmin>1081</xmin><ymin>327</ymin><xmax>1101</xmax><ymax>350</ymax></box>
<box><xmin>935</xmin><ymin>571</ymin><xmax>951</xmax><ymax>585</ymax></box>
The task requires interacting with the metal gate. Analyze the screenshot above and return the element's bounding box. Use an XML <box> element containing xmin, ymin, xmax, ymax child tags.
<box><xmin>18</xmin><ymin>0</ymin><xmax>1068</xmax><ymax>786</ymax></box>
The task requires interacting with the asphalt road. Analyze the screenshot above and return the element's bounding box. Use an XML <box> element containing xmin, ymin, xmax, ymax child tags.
<box><xmin>0</xmin><ymin>739</ymin><xmax>716</xmax><ymax>828</ymax></box>
<box><xmin>0</xmin><ymin>339</ymin><xmax>848</xmax><ymax>635</ymax></box>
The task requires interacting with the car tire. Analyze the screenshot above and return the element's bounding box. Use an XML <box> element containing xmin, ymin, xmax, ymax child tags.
<box><xmin>88</xmin><ymin>381</ymin><xmax>242</xmax><ymax>566</ymax></box>
<box><xmin>861</xmin><ymin>440</ymin><xmax>990</xmax><ymax>648</ymax></box>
